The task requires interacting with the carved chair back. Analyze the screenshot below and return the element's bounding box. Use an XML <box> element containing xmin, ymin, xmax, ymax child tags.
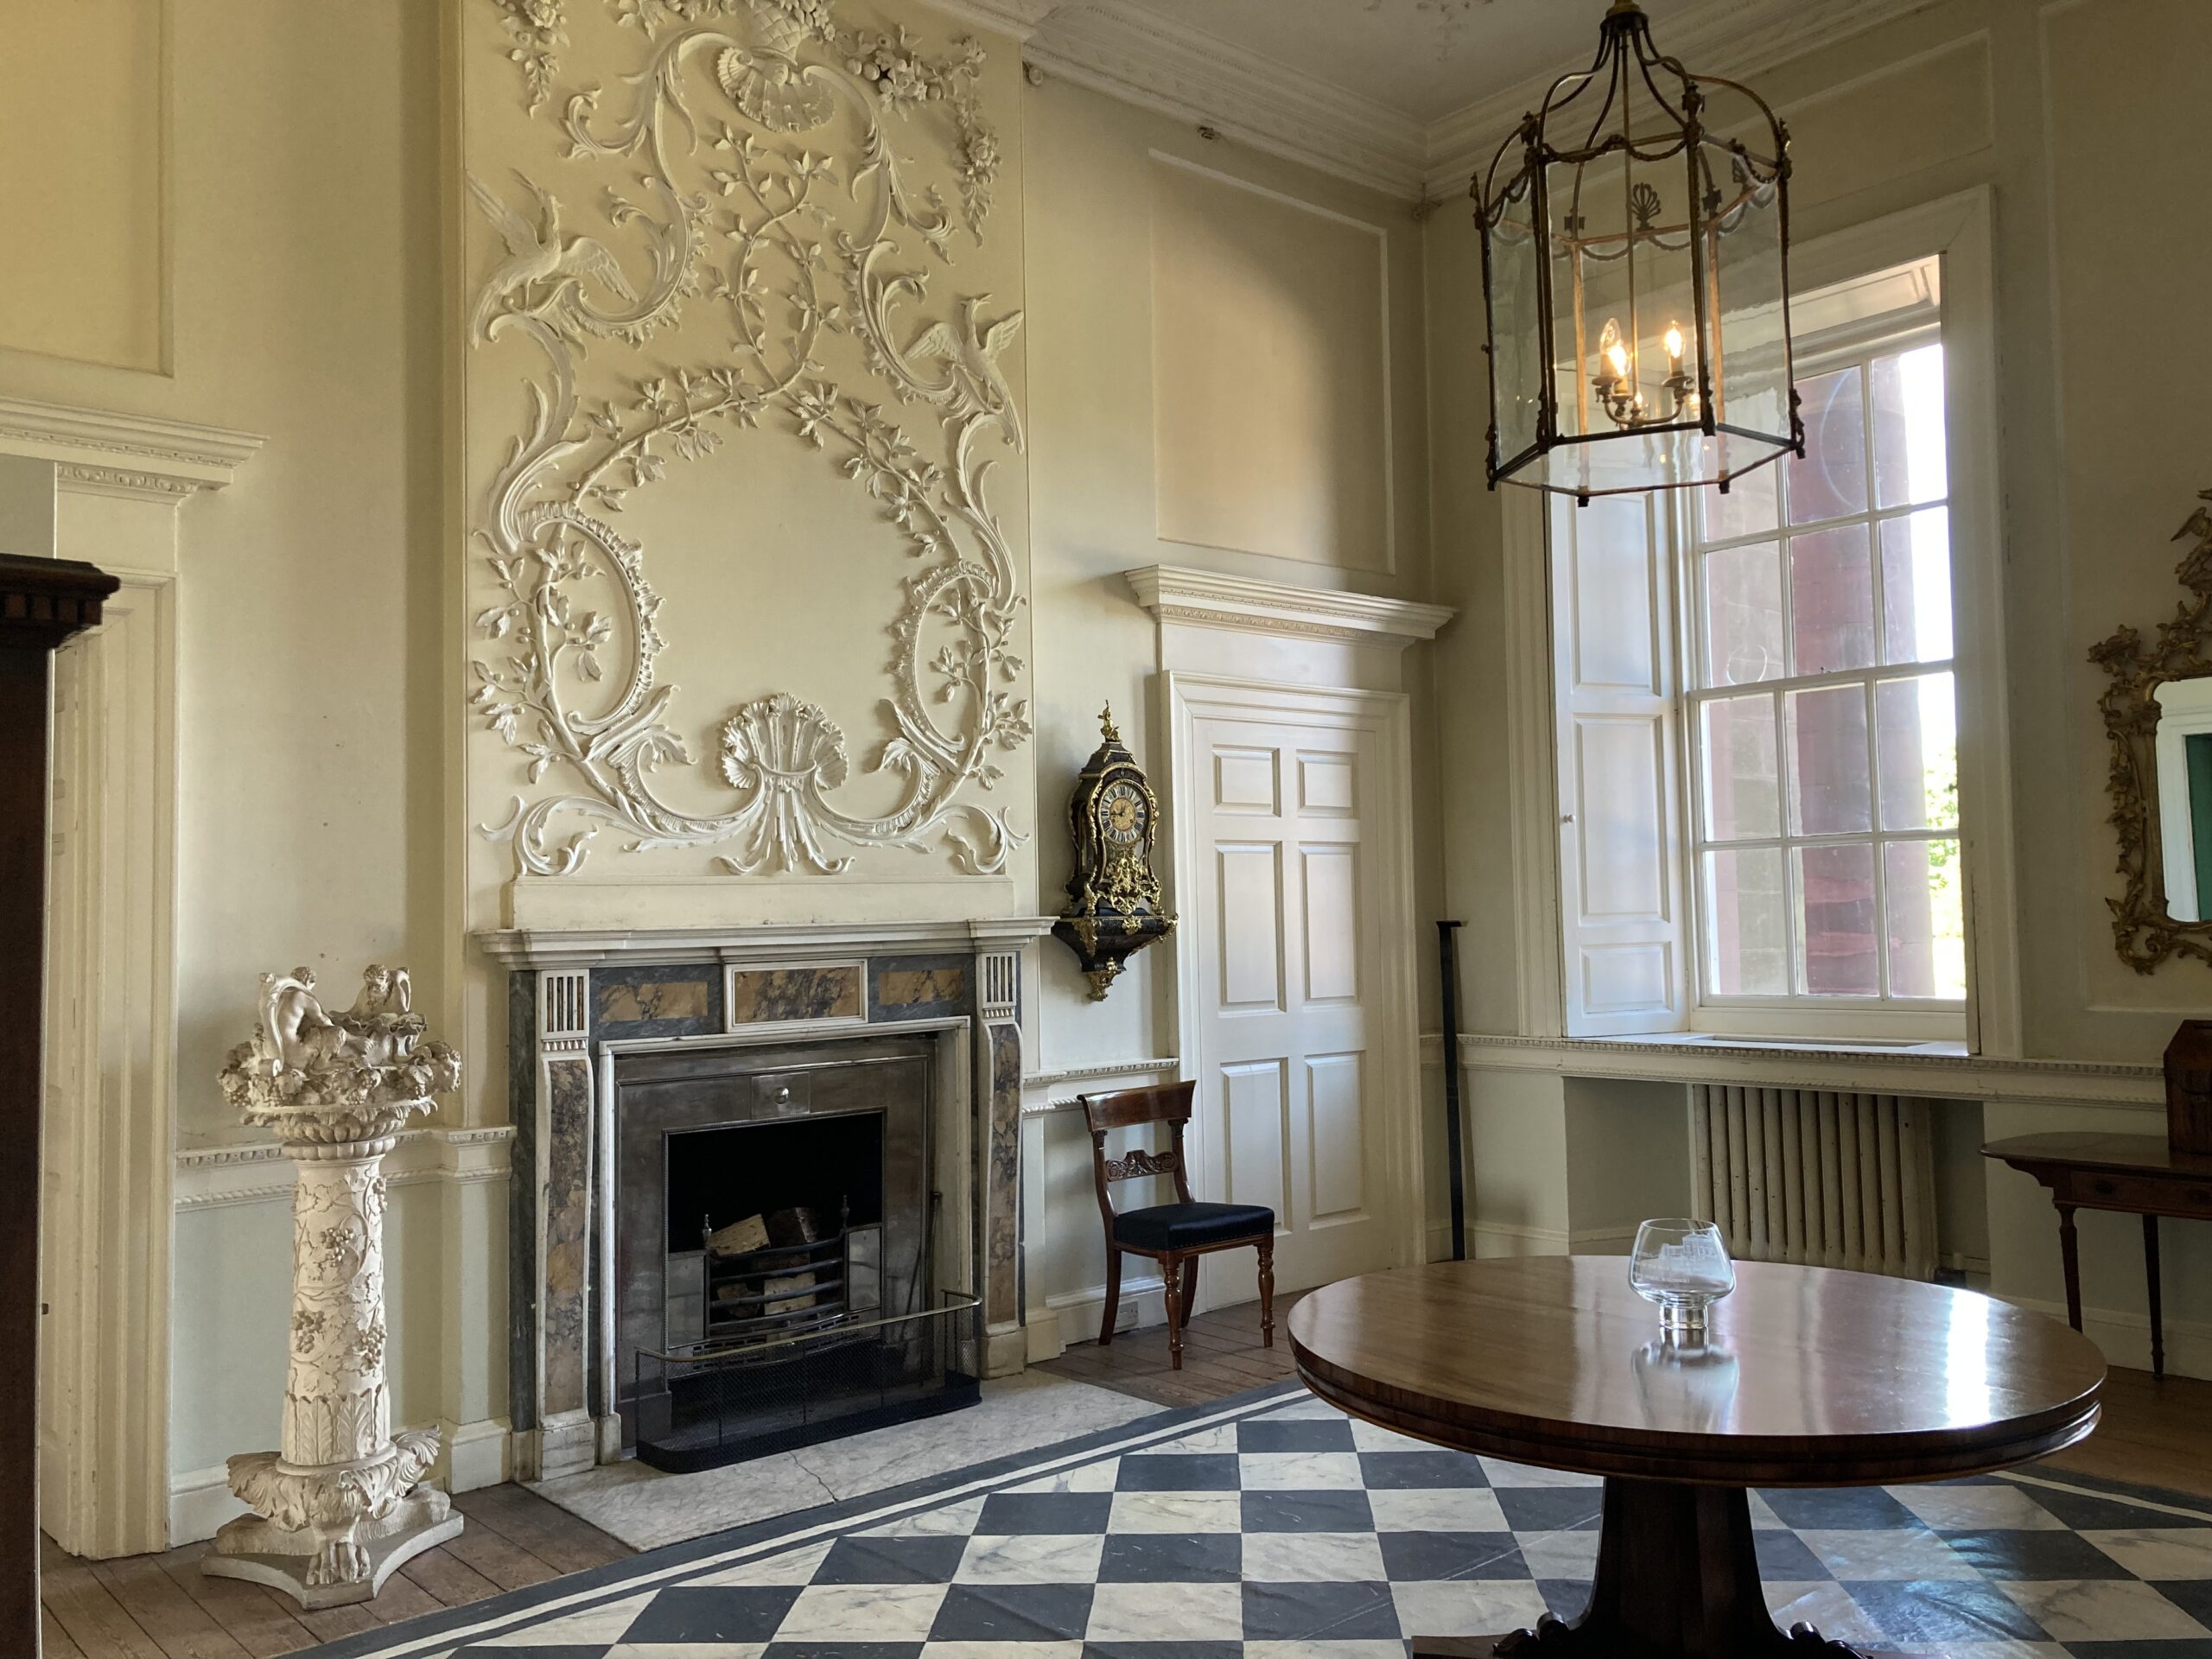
<box><xmin>1081</xmin><ymin>1081</ymin><xmax>1197</xmax><ymax>1235</ymax></box>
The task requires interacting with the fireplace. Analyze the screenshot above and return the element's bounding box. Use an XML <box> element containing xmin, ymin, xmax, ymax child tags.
<box><xmin>613</xmin><ymin>1035</ymin><xmax>977</xmax><ymax>1470</ymax></box>
<box><xmin>483</xmin><ymin>920</ymin><xmax>1044</xmax><ymax>1483</ymax></box>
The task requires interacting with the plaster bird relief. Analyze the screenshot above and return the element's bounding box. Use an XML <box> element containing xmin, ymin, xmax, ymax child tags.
<box><xmin>467</xmin><ymin>172</ymin><xmax>639</xmax><ymax>342</ymax></box>
<box><xmin>468</xmin><ymin>0</ymin><xmax>1029</xmax><ymax>880</ymax></box>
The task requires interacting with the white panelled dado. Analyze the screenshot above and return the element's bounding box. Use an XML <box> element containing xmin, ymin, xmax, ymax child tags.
<box><xmin>1552</xmin><ymin>493</ymin><xmax>1688</xmax><ymax>1036</ymax></box>
<box><xmin>1170</xmin><ymin>677</ymin><xmax>1422</xmax><ymax>1300</ymax></box>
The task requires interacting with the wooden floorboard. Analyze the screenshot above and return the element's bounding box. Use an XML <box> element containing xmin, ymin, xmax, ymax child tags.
<box><xmin>154</xmin><ymin>1549</ymin><xmax>318</xmax><ymax>1659</ymax></box>
<box><xmin>2042</xmin><ymin>1364</ymin><xmax>2212</xmax><ymax>1501</ymax></box>
<box><xmin>42</xmin><ymin>1606</ymin><xmax>90</xmax><ymax>1659</ymax></box>
<box><xmin>452</xmin><ymin>1484</ymin><xmax>628</xmax><ymax>1576</ymax></box>
<box><xmin>40</xmin><ymin>1541</ymin><xmax>168</xmax><ymax>1659</ymax></box>
<box><xmin>84</xmin><ymin>1555</ymin><xmax>251</xmax><ymax>1659</ymax></box>
<box><xmin>42</xmin><ymin>1484</ymin><xmax>632</xmax><ymax>1659</ymax></box>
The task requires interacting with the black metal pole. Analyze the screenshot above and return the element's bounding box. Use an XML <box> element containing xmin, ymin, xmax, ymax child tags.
<box><xmin>1437</xmin><ymin>920</ymin><xmax>1467</xmax><ymax>1261</ymax></box>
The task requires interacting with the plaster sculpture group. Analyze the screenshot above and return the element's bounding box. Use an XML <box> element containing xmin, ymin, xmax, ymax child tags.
<box><xmin>206</xmin><ymin>966</ymin><xmax>464</xmax><ymax>1608</ymax></box>
<box><xmin>472</xmin><ymin>0</ymin><xmax>1031</xmax><ymax>880</ymax></box>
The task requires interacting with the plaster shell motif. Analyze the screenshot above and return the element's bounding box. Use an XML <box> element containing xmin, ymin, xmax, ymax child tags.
<box><xmin>471</xmin><ymin>0</ymin><xmax>1029</xmax><ymax>878</ymax></box>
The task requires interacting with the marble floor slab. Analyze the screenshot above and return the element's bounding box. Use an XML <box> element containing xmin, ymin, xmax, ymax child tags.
<box><xmin>531</xmin><ymin>1372</ymin><xmax>1161</xmax><ymax>1551</ymax></box>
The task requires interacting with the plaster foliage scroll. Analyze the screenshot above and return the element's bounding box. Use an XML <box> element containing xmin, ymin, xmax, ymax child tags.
<box><xmin>471</xmin><ymin>0</ymin><xmax>1028</xmax><ymax>879</ymax></box>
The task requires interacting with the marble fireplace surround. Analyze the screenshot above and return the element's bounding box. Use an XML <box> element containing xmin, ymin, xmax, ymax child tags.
<box><xmin>478</xmin><ymin>918</ymin><xmax>1052</xmax><ymax>1483</ymax></box>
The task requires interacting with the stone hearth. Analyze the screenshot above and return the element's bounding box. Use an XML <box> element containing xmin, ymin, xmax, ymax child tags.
<box><xmin>478</xmin><ymin>919</ymin><xmax>1050</xmax><ymax>1482</ymax></box>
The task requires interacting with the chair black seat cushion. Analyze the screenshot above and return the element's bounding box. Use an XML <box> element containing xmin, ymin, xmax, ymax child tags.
<box><xmin>1113</xmin><ymin>1201</ymin><xmax>1275</xmax><ymax>1253</ymax></box>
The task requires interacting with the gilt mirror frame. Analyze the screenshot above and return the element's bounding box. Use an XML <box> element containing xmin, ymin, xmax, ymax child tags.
<box><xmin>2093</xmin><ymin>488</ymin><xmax>2212</xmax><ymax>971</ymax></box>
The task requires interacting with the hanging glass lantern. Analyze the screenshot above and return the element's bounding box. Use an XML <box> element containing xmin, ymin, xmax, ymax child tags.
<box><xmin>1474</xmin><ymin>0</ymin><xmax>1802</xmax><ymax>499</ymax></box>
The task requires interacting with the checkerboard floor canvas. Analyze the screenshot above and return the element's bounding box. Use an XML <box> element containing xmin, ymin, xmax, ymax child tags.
<box><xmin>308</xmin><ymin>1382</ymin><xmax>2212</xmax><ymax>1659</ymax></box>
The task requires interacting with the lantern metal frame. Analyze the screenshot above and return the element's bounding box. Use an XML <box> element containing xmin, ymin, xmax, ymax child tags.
<box><xmin>1472</xmin><ymin>0</ymin><xmax>1806</xmax><ymax>499</ymax></box>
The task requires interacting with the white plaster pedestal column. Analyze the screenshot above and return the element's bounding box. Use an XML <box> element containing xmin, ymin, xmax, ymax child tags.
<box><xmin>205</xmin><ymin>967</ymin><xmax>466</xmax><ymax>1608</ymax></box>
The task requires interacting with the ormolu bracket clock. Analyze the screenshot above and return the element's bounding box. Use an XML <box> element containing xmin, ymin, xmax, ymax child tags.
<box><xmin>1052</xmin><ymin>705</ymin><xmax>1175</xmax><ymax>999</ymax></box>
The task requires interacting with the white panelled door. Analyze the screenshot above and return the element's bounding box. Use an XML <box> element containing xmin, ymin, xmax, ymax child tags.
<box><xmin>1180</xmin><ymin>691</ymin><xmax>1404</xmax><ymax>1303</ymax></box>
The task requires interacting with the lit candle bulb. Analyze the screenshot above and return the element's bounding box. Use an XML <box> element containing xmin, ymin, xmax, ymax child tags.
<box><xmin>1663</xmin><ymin>321</ymin><xmax>1685</xmax><ymax>372</ymax></box>
<box><xmin>1600</xmin><ymin>318</ymin><xmax>1630</xmax><ymax>387</ymax></box>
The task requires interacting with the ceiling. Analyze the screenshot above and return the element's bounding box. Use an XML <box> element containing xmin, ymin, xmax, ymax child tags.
<box><xmin>1116</xmin><ymin>0</ymin><xmax>1704</xmax><ymax>127</ymax></box>
<box><xmin>1012</xmin><ymin>0</ymin><xmax>1934</xmax><ymax>199</ymax></box>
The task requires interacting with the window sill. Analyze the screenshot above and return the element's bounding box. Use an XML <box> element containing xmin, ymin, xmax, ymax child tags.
<box><xmin>1634</xmin><ymin>1032</ymin><xmax>1966</xmax><ymax>1058</ymax></box>
<box><xmin>1455</xmin><ymin>1032</ymin><xmax>2160</xmax><ymax>1109</ymax></box>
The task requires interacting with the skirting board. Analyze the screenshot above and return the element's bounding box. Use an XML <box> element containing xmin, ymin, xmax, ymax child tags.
<box><xmin>1038</xmin><ymin>1271</ymin><xmax>1170</xmax><ymax>1357</ymax></box>
<box><xmin>168</xmin><ymin>1464</ymin><xmax>248</xmax><ymax>1550</ymax></box>
<box><xmin>1469</xmin><ymin>1220</ymin><xmax>1641</xmax><ymax>1256</ymax></box>
<box><xmin>441</xmin><ymin>1416</ymin><xmax>513</xmax><ymax>1494</ymax></box>
<box><xmin>167</xmin><ymin>1418</ymin><xmax>510</xmax><ymax>1548</ymax></box>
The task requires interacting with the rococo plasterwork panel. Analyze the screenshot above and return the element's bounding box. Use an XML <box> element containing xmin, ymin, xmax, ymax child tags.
<box><xmin>471</xmin><ymin>0</ymin><xmax>1029</xmax><ymax>880</ymax></box>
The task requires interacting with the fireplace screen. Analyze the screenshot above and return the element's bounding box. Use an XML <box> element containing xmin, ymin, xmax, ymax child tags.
<box><xmin>614</xmin><ymin>1036</ymin><xmax>978</xmax><ymax>1470</ymax></box>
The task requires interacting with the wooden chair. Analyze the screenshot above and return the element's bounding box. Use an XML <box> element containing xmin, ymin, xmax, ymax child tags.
<box><xmin>1081</xmin><ymin>1081</ymin><xmax>1274</xmax><ymax>1370</ymax></box>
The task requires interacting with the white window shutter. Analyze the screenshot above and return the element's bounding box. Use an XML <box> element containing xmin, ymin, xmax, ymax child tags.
<box><xmin>1551</xmin><ymin>492</ymin><xmax>1689</xmax><ymax>1035</ymax></box>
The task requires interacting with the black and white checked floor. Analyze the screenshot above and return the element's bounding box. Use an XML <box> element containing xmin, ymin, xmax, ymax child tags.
<box><xmin>312</xmin><ymin>1382</ymin><xmax>2212</xmax><ymax>1658</ymax></box>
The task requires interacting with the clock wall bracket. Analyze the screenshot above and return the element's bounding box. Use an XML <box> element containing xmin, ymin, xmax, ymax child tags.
<box><xmin>1052</xmin><ymin>705</ymin><xmax>1176</xmax><ymax>1000</ymax></box>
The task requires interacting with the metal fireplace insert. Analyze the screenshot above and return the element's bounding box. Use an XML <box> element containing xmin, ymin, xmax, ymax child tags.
<box><xmin>613</xmin><ymin>1034</ymin><xmax>979</xmax><ymax>1471</ymax></box>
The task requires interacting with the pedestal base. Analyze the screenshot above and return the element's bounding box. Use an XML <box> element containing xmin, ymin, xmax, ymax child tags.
<box><xmin>201</xmin><ymin>1489</ymin><xmax>463</xmax><ymax>1610</ymax></box>
<box><xmin>1409</xmin><ymin>1478</ymin><xmax>1885</xmax><ymax>1659</ymax></box>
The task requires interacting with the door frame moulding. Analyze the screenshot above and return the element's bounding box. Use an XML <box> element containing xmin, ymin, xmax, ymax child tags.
<box><xmin>1162</xmin><ymin>671</ymin><xmax>1429</xmax><ymax>1275</ymax></box>
<box><xmin>1126</xmin><ymin>565</ymin><xmax>1452</xmax><ymax>651</ymax></box>
<box><xmin>2</xmin><ymin>399</ymin><xmax>263</xmax><ymax>1560</ymax></box>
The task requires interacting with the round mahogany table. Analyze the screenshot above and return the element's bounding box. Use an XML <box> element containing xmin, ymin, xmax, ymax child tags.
<box><xmin>1288</xmin><ymin>1256</ymin><xmax>2104</xmax><ymax>1659</ymax></box>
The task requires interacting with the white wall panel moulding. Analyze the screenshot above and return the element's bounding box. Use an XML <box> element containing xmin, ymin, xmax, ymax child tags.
<box><xmin>175</xmin><ymin>1125</ymin><xmax>514</xmax><ymax>1210</ymax></box>
<box><xmin>1458</xmin><ymin>1033</ymin><xmax>2164</xmax><ymax>1109</ymax></box>
<box><xmin>0</xmin><ymin>395</ymin><xmax>264</xmax><ymax>501</ymax></box>
<box><xmin>1023</xmin><ymin>3</ymin><xmax>1426</xmax><ymax>199</ymax></box>
<box><xmin>1127</xmin><ymin>565</ymin><xmax>1452</xmax><ymax>650</ymax></box>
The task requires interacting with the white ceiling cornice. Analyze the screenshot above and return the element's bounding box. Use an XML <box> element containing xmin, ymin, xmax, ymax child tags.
<box><xmin>1014</xmin><ymin>0</ymin><xmax>1951</xmax><ymax>204</ymax></box>
<box><xmin>1024</xmin><ymin>3</ymin><xmax>1428</xmax><ymax>200</ymax></box>
<box><xmin>1422</xmin><ymin>0</ymin><xmax>1952</xmax><ymax>194</ymax></box>
<box><xmin>918</xmin><ymin>0</ymin><xmax>1059</xmax><ymax>44</ymax></box>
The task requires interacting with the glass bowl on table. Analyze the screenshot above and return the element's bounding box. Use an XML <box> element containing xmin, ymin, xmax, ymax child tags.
<box><xmin>1628</xmin><ymin>1217</ymin><xmax>1736</xmax><ymax>1335</ymax></box>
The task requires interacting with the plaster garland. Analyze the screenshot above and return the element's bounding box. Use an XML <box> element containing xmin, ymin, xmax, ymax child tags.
<box><xmin>471</xmin><ymin>0</ymin><xmax>1029</xmax><ymax>879</ymax></box>
<box><xmin>203</xmin><ymin>967</ymin><xmax>466</xmax><ymax>1606</ymax></box>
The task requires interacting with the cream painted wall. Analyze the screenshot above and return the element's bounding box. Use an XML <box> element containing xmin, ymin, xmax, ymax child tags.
<box><xmin>1019</xmin><ymin>74</ymin><xmax>1444</xmax><ymax>1340</ymax></box>
<box><xmin>1433</xmin><ymin>0</ymin><xmax>2212</xmax><ymax>1372</ymax></box>
<box><xmin>0</xmin><ymin>0</ymin><xmax>477</xmax><ymax>1519</ymax></box>
<box><xmin>0</xmin><ymin>0</ymin><xmax>164</xmax><ymax>372</ymax></box>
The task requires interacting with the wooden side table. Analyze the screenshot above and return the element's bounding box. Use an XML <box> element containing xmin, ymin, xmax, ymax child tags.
<box><xmin>1983</xmin><ymin>1130</ymin><xmax>2212</xmax><ymax>1380</ymax></box>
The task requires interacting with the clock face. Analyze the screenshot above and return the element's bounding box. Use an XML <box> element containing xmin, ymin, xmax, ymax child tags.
<box><xmin>1098</xmin><ymin>779</ymin><xmax>1148</xmax><ymax>847</ymax></box>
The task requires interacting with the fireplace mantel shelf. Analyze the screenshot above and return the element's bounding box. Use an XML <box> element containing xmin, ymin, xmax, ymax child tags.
<box><xmin>476</xmin><ymin>916</ymin><xmax>1056</xmax><ymax>969</ymax></box>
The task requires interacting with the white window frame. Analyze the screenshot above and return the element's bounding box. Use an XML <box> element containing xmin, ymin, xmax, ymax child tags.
<box><xmin>1517</xmin><ymin>189</ymin><xmax>2019</xmax><ymax>1053</ymax></box>
<box><xmin>1675</xmin><ymin>313</ymin><xmax>1963</xmax><ymax>1039</ymax></box>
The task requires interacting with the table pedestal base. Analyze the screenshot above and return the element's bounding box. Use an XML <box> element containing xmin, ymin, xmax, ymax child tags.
<box><xmin>1413</xmin><ymin>1478</ymin><xmax>1878</xmax><ymax>1659</ymax></box>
